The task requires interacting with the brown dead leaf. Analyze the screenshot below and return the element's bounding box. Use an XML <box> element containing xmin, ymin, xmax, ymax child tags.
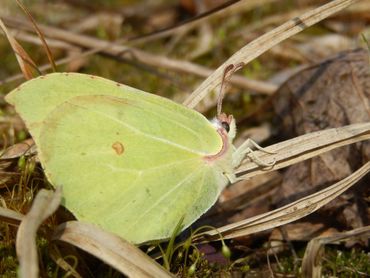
<box><xmin>218</xmin><ymin>172</ymin><xmax>281</xmax><ymax>223</ymax></box>
<box><xmin>273</xmin><ymin>48</ymin><xmax>370</xmax><ymax>231</ymax></box>
<box><xmin>0</xmin><ymin>139</ymin><xmax>37</xmax><ymax>189</ymax></box>
<box><xmin>296</xmin><ymin>34</ymin><xmax>354</xmax><ymax>62</ymax></box>
<box><xmin>269</xmin><ymin>223</ymin><xmax>337</xmax><ymax>242</ymax></box>
<box><xmin>0</xmin><ymin>138</ymin><xmax>35</xmax><ymax>159</ymax></box>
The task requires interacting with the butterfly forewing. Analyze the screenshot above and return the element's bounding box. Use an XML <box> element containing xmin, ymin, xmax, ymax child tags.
<box><xmin>37</xmin><ymin>94</ymin><xmax>227</xmax><ymax>243</ymax></box>
<box><xmin>6</xmin><ymin>73</ymin><xmax>230</xmax><ymax>243</ymax></box>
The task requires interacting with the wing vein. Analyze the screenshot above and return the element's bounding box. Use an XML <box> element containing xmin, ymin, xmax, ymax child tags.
<box><xmin>69</xmin><ymin>101</ymin><xmax>209</xmax><ymax>156</ymax></box>
<box><xmin>106</xmin><ymin>157</ymin><xmax>197</xmax><ymax>172</ymax></box>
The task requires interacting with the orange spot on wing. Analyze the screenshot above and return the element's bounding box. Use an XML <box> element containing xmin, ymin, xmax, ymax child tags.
<box><xmin>112</xmin><ymin>141</ymin><xmax>124</xmax><ymax>155</ymax></box>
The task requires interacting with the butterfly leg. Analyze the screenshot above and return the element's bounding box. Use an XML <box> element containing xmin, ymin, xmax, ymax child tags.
<box><xmin>232</xmin><ymin>138</ymin><xmax>276</xmax><ymax>168</ymax></box>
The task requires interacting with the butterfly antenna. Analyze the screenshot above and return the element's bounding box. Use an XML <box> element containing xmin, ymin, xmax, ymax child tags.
<box><xmin>216</xmin><ymin>62</ymin><xmax>245</xmax><ymax>116</ymax></box>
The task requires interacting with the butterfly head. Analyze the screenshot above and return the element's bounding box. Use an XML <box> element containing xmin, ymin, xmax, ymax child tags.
<box><xmin>211</xmin><ymin>113</ymin><xmax>236</xmax><ymax>142</ymax></box>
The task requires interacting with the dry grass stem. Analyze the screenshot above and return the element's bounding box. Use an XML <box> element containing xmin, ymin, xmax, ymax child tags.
<box><xmin>183</xmin><ymin>0</ymin><xmax>360</xmax><ymax>108</ymax></box>
<box><xmin>0</xmin><ymin>207</ymin><xmax>23</xmax><ymax>226</ymax></box>
<box><xmin>0</xmin><ymin>15</ymin><xmax>276</xmax><ymax>95</ymax></box>
<box><xmin>16</xmin><ymin>187</ymin><xmax>62</xmax><ymax>278</ymax></box>
<box><xmin>14</xmin><ymin>0</ymin><xmax>57</xmax><ymax>71</ymax></box>
<box><xmin>48</xmin><ymin>245</ymin><xmax>83</xmax><ymax>278</ymax></box>
<box><xmin>130</xmin><ymin>0</ymin><xmax>278</xmax><ymax>44</ymax></box>
<box><xmin>0</xmin><ymin>18</ymin><xmax>37</xmax><ymax>80</ymax></box>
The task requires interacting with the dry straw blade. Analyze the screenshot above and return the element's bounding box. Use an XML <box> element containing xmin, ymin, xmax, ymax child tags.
<box><xmin>53</xmin><ymin>221</ymin><xmax>174</xmax><ymax>278</ymax></box>
<box><xmin>14</xmin><ymin>0</ymin><xmax>56</xmax><ymax>71</ymax></box>
<box><xmin>236</xmin><ymin>123</ymin><xmax>370</xmax><ymax>179</ymax></box>
<box><xmin>195</xmin><ymin>160</ymin><xmax>370</xmax><ymax>241</ymax></box>
<box><xmin>0</xmin><ymin>18</ymin><xmax>37</xmax><ymax>80</ymax></box>
<box><xmin>194</xmin><ymin>123</ymin><xmax>370</xmax><ymax>241</ymax></box>
<box><xmin>0</xmin><ymin>207</ymin><xmax>23</xmax><ymax>226</ymax></box>
<box><xmin>301</xmin><ymin>226</ymin><xmax>370</xmax><ymax>278</ymax></box>
<box><xmin>16</xmin><ymin>187</ymin><xmax>62</xmax><ymax>278</ymax></box>
<box><xmin>183</xmin><ymin>0</ymin><xmax>360</xmax><ymax>108</ymax></box>
<box><xmin>12</xmin><ymin>186</ymin><xmax>174</xmax><ymax>278</ymax></box>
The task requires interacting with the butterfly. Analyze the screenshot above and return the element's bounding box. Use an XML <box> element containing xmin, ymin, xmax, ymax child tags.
<box><xmin>6</xmin><ymin>72</ymin><xmax>270</xmax><ymax>244</ymax></box>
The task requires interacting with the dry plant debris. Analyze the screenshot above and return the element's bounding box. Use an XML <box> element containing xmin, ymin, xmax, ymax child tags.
<box><xmin>0</xmin><ymin>0</ymin><xmax>369</xmax><ymax>277</ymax></box>
<box><xmin>273</xmin><ymin>49</ymin><xmax>370</xmax><ymax>237</ymax></box>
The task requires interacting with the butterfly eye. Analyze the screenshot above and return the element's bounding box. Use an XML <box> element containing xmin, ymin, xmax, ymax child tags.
<box><xmin>221</xmin><ymin>121</ymin><xmax>230</xmax><ymax>132</ymax></box>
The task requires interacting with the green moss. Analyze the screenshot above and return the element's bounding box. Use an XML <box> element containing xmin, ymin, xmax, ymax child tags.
<box><xmin>0</xmin><ymin>237</ymin><xmax>18</xmax><ymax>277</ymax></box>
<box><xmin>322</xmin><ymin>247</ymin><xmax>370</xmax><ymax>277</ymax></box>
